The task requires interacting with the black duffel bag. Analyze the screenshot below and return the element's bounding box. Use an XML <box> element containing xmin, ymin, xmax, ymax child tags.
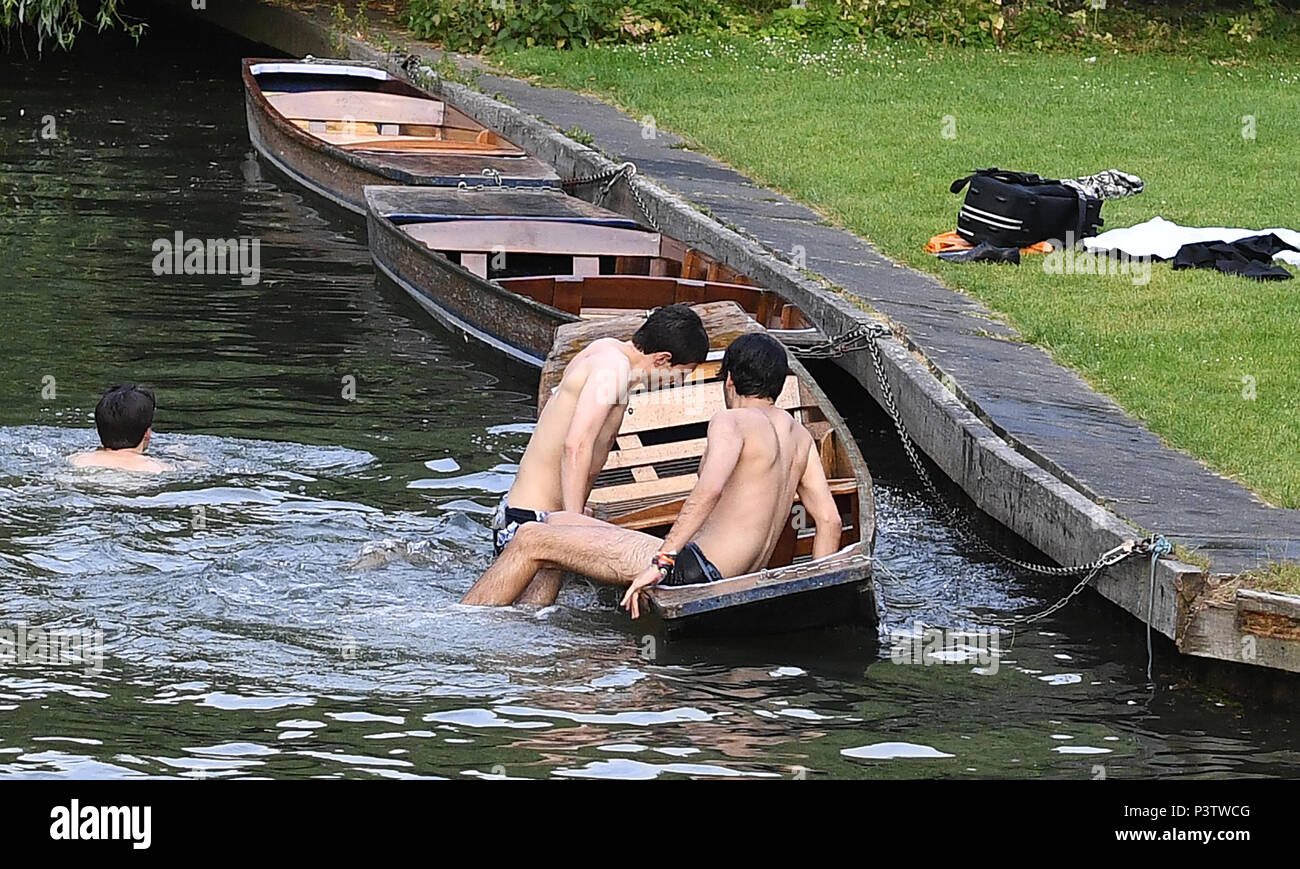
<box><xmin>950</xmin><ymin>168</ymin><xmax>1103</xmax><ymax>248</ymax></box>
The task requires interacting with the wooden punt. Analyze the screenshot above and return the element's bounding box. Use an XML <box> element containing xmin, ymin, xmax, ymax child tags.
<box><xmin>365</xmin><ymin>185</ymin><xmax>822</xmax><ymax>368</ymax></box>
<box><xmin>539</xmin><ymin>301</ymin><xmax>876</xmax><ymax>636</ymax></box>
<box><xmin>242</xmin><ymin>58</ymin><xmax>559</xmax><ymax>214</ymax></box>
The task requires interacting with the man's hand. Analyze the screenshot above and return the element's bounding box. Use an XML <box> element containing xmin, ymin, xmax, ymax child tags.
<box><xmin>620</xmin><ymin>565</ymin><xmax>663</xmax><ymax>619</ymax></box>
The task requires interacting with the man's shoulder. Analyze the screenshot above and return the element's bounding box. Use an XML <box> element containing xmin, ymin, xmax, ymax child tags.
<box><xmin>68</xmin><ymin>450</ymin><xmax>169</xmax><ymax>473</ymax></box>
<box><xmin>560</xmin><ymin>343</ymin><xmax>629</xmax><ymax>393</ymax></box>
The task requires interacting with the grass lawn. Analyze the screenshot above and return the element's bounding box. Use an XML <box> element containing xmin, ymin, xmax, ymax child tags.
<box><xmin>1241</xmin><ymin>562</ymin><xmax>1300</xmax><ymax>595</ymax></box>
<box><xmin>495</xmin><ymin>38</ymin><xmax>1300</xmax><ymax>508</ymax></box>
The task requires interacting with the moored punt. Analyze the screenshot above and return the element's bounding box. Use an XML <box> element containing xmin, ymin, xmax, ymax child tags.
<box><xmin>242</xmin><ymin>58</ymin><xmax>559</xmax><ymax>213</ymax></box>
<box><xmin>365</xmin><ymin>185</ymin><xmax>822</xmax><ymax>368</ymax></box>
<box><xmin>539</xmin><ymin>302</ymin><xmax>877</xmax><ymax>636</ymax></box>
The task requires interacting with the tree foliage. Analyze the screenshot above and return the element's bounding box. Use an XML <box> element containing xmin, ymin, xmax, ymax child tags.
<box><xmin>1</xmin><ymin>0</ymin><xmax>143</xmax><ymax>50</ymax></box>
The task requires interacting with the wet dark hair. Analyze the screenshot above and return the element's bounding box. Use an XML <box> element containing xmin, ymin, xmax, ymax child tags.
<box><xmin>631</xmin><ymin>304</ymin><xmax>709</xmax><ymax>366</ymax></box>
<box><xmin>721</xmin><ymin>333</ymin><xmax>789</xmax><ymax>401</ymax></box>
<box><xmin>94</xmin><ymin>384</ymin><xmax>156</xmax><ymax>449</ymax></box>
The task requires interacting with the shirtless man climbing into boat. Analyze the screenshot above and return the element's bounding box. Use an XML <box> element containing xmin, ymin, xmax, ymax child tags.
<box><xmin>488</xmin><ymin>303</ymin><xmax>709</xmax><ymax>604</ymax></box>
<box><xmin>462</xmin><ymin>332</ymin><xmax>844</xmax><ymax>617</ymax></box>
<box><xmin>70</xmin><ymin>384</ymin><xmax>170</xmax><ymax>474</ymax></box>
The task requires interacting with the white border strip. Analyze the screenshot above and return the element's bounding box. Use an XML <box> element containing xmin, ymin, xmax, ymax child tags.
<box><xmin>250</xmin><ymin>62</ymin><xmax>391</xmax><ymax>80</ymax></box>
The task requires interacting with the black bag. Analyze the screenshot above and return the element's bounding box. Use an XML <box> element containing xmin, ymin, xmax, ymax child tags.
<box><xmin>950</xmin><ymin>168</ymin><xmax>1103</xmax><ymax>248</ymax></box>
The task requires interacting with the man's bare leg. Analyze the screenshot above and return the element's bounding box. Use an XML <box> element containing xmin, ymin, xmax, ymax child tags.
<box><xmin>510</xmin><ymin>513</ymin><xmax>607</xmax><ymax>606</ymax></box>
<box><xmin>462</xmin><ymin>520</ymin><xmax>660</xmax><ymax>606</ymax></box>
<box><xmin>514</xmin><ymin>569</ymin><xmax>562</xmax><ymax>606</ymax></box>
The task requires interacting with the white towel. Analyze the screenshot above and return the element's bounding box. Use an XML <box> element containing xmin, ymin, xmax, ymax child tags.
<box><xmin>1084</xmin><ymin>216</ymin><xmax>1300</xmax><ymax>266</ymax></box>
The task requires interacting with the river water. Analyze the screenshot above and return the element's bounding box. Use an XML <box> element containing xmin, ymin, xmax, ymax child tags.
<box><xmin>0</xmin><ymin>21</ymin><xmax>1295</xmax><ymax>780</ymax></box>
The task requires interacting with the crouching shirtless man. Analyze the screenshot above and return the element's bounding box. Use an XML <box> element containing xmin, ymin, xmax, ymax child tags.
<box><xmin>488</xmin><ymin>303</ymin><xmax>709</xmax><ymax>605</ymax></box>
<box><xmin>461</xmin><ymin>333</ymin><xmax>844</xmax><ymax>618</ymax></box>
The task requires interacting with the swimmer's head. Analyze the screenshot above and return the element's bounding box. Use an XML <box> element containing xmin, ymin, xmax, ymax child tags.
<box><xmin>632</xmin><ymin>304</ymin><xmax>709</xmax><ymax>377</ymax></box>
<box><xmin>94</xmin><ymin>384</ymin><xmax>157</xmax><ymax>451</ymax></box>
<box><xmin>721</xmin><ymin>333</ymin><xmax>789</xmax><ymax>406</ymax></box>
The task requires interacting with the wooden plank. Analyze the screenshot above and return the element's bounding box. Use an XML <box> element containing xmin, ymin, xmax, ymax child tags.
<box><xmin>647</xmin><ymin>545</ymin><xmax>868</xmax><ymax>618</ymax></box>
<box><xmin>339</xmin><ymin>137</ymin><xmax>520</xmax><ymax>155</ymax></box>
<box><xmin>615</xmin><ymin>434</ymin><xmax>642</xmax><ymax>450</ymax></box>
<box><xmin>572</xmin><ymin>256</ymin><xmax>601</xmax><ymax>278</ymax></box>
<box><xmin>618</xmin><ymin>375</ymin><xmax>805</xmax><ymax>435</ymax></box>
<box><xmin>630</xmin><ymin>466</ymin><xmax>659</xmax><ymax>483</ymax></box>
<box><xmin>604</xmin><ymin>437</ymin><xmax>708</xmax><ymax>471</ymax></box>
<box><xmin>403</xmin><ymin>219</ymin><xmax>661</xmax><ymax>258</ymax></box>
<box><xmin>461</xmin><ymin>253</ymin><xmax>488</xmax><ymax>279</ymax></box>
<box><xmin>268</xmin><ymin>89</ymin><xmax>446</xmax><ymax>126</ymax></box>
<box><xmin>1237</xmin><ymin>589</ymin><xmax>1300</xmax><ymax>641</ymax></box>
<box><xmin>589</xmin><ymin>473</ymin><xmax>698</xmax><ymax>508</ymax></box>
<box><xmin>659</xmin><ymin>235</ymin><xmax>689</xmax><ymax>269</ymax></box>
<box><xmin>595</xmin><ymin>477</ymin><xmax>858</xmax><ymax>521</ymax></box>
<box><xmin>550</xmin><ymin>277</ymin><xmax>583</xmax><ymax>315</ymax></box>
<box><xmin>674</xmin><ymin>279</ymin><xmax>707</xmax><ymax>305</ymax></box>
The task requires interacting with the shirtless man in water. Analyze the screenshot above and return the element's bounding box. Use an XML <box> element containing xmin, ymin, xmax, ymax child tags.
<box><xmin>462</xmin><ymin>332</ymin><xmax>844</xmax><ymax>617</ymax></box>
<box><xmin>70</xmin><ymin>384</ymin><xmax>170</xmax><ymax>473</ymax></box>
<box><xmin>488</xmin><ymin>304</ymin><xmax>709</xmax><ymax>604</ymax></box>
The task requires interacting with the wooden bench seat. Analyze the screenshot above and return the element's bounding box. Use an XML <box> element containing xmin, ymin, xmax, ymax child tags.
<box><xmin>269</xmin><ymin>89</ymin><xmax>446</xmax><ymax>127</ymax></box>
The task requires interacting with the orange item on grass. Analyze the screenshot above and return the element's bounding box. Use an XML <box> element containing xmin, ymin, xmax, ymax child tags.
<box><xmin>925</xmin><ymin>231</ymin><xmax>1053</xmax><ymax>256</ymax></box>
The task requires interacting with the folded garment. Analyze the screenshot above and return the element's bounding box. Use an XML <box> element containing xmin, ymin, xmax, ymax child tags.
<box><xmin>925</xmin><ymin>231</ymin><xmax>1051</xmax><ymax>256</ymax></box>
<box><xmin>1063</xmin><ymin>169</ymin><xmax>1145</xmax><ymax>201</ymax></box>
<box><xmin>1085</xmin><ymin>216</ymin><xmax>1300</xmax><ymax>266</ymax></box>
<box><xmin>936</xmin><ymin>241</ymin><xmax>1020</xmax><ymax>265</ymax></box>
<box><xmin>1172</xmin><ymin>234</ymin><xmax>1297</xmax><ymax>281</ymax></box>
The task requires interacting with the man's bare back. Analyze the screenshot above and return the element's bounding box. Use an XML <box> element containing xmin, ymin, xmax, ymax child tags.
<box><xmin>689</xmin><ymin>406</ymin><xmax>815</xmax><ymax>577</ymax></box>
<box><xmin>507</xmin><ymin>337</ymin><xmax>630</xmax><ymax>513</ymax></box>
<box><xmin>70</xmin><ymin>449</ymin><xmax>169</xmax><ymax>474</ymax></box>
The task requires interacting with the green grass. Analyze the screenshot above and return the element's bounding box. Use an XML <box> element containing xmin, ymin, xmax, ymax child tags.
<box><xmin>496</xmin><ymin>37</ymin><xmax>1300</xmax><ymax>507</ymax></box>
<box><xmin>1242</xmin><ymin>562</ymin><xmax>1300</xmax><ymax>595</ymax></box>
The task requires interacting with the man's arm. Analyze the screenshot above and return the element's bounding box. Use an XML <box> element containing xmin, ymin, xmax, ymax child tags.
<box><xmin>795</xmin><ymin>437</ymin><xmax>842</xmax><ymax>560</ymax></box>
<box><xmin>560</xmin><ymin>363</ymin><xmax>624</xmax><ymax>513</ymax></box>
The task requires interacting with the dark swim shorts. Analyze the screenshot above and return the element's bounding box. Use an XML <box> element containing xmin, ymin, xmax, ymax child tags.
<box><xmin>661</xmin><ymin>542</ymin><xmax>725</xmax><ymax>587</ymax></box>
<box><xmin>491</xmin><ymin>497</ymin><xmax>550</xmax><ymax>556</ymax></box>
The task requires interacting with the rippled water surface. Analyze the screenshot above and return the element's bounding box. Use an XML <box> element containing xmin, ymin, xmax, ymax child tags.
<box><xmin>0</xmin><ymin>19</ymin><xmax>1296</xmax><ymax>779</ymax></box>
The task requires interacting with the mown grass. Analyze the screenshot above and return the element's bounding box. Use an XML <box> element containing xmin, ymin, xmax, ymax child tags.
<box><xmin>1241</xmin><ymin>562</ymin><xmax>1300</xmax><ymax>595</ymax></box>
<box><xmin>497</xmin><ymin>38</ymin><xmax>1300</xmax><ymax>507</ymax></box>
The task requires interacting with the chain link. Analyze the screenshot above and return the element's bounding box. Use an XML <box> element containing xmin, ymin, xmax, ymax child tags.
<box><xmin>862</xmin><ymin>332</ymin><xmax>1156</xmax><ymax>577</ymax></box>
<box><xmin>563</xmin><ymin>162</ymin><xmax>660</xmax><ymax>232</ymax></box>
<box><xmin>792</xmin><ymin>320</ymin><xmax>1170</xmax><ymax>622</ymax></box>
<box><xmin>788</xmin><ymin>323</ymin><xmax>892</xmax><ymax>359</ymax></box>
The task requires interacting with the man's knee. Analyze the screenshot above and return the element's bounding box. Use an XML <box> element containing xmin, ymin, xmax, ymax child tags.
<box><xmin>510</xmin><ymin>520</ymin><xmax>547</xmax><ymax>551</ymax></box>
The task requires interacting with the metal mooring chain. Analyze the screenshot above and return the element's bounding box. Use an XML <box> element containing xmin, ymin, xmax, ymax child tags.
<box><xmin>787</xmin><ymin>323</ymin><xmax>891</xmax><ymax>359</ymax></box>
<box><xmin>794</xmin><ymin>323</ymin><xmax>1166</xmax><ymax>593</ymax></box>
<box><xmin>563</xmin><ymin>162</ymin><xmax>660</xmax><ymax>232</ymax></box>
